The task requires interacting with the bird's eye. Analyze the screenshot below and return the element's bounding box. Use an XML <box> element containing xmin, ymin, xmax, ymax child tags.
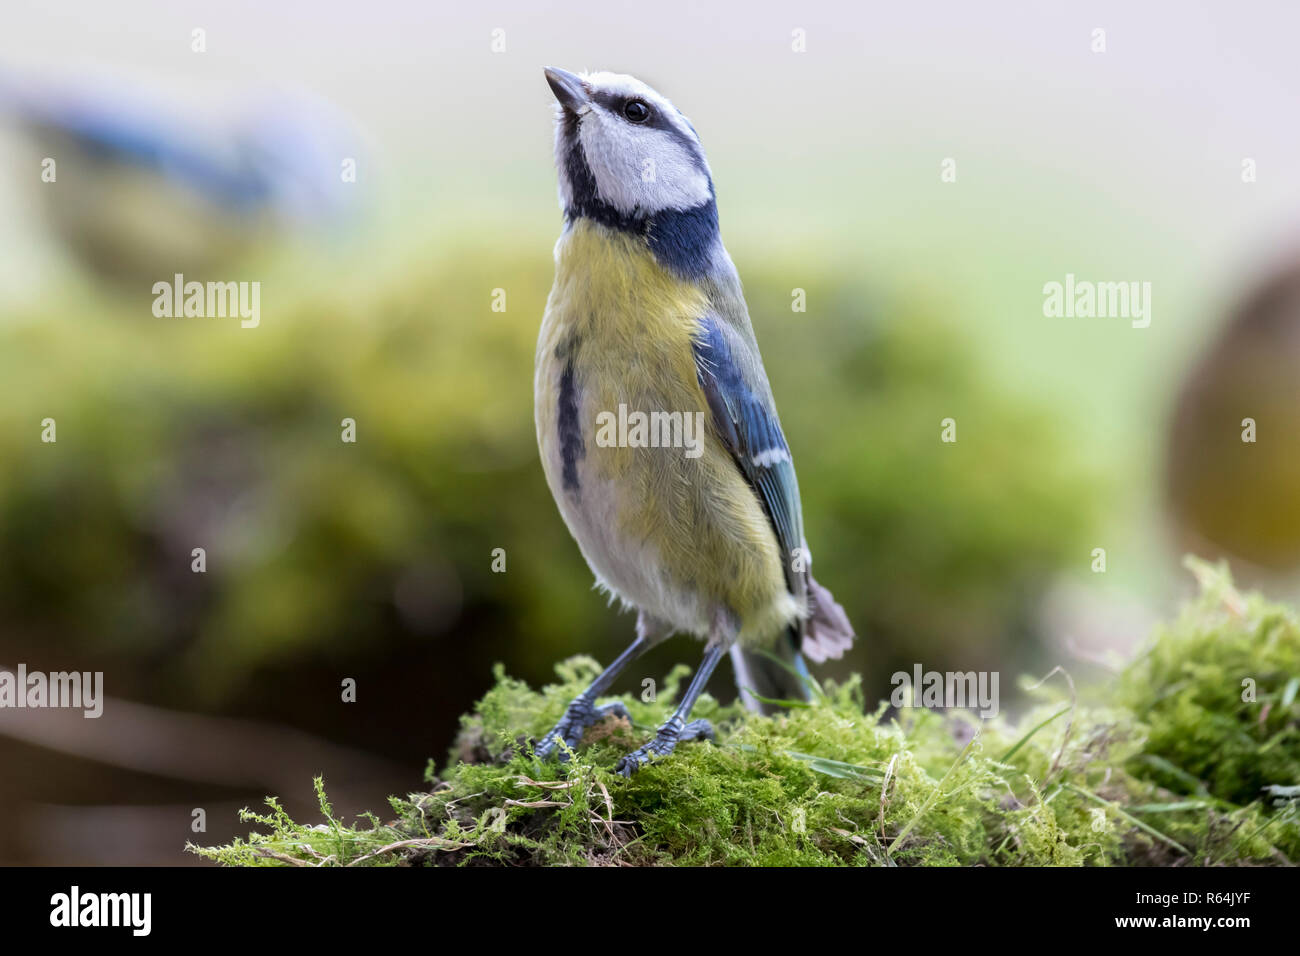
<box><xmin>623</xmin><ymin>99</ymin><xmax>651</xmax><ymax>123</ymax></box>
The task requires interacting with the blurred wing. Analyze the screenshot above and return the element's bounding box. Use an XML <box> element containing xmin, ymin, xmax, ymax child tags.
<box><xmin>6</xmin><ymin>86</ymin><xmax>274</xmax><ymax>210</ymax></box>
<box><xmin>692</xmin><ymin>314</ymin><xmax>807</xmax><ymax>610</ymax></box>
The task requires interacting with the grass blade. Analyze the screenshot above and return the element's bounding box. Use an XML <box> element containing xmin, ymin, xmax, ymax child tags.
<box><xmin>888</xmin><ymin>733</ymin><xmax>979</xmax><ymax>859</ymax></box>
<box><xmin>1064</xmin><ymin>783</ymin><xmax>1190</xmax><ymax>857</ymax></box>
<box><xmin>998</xmin><ymin>705</ymin><xmax>1070</xmax><ymax>763</ymax></box>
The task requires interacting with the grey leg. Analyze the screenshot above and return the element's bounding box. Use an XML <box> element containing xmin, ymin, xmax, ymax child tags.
<box><xmin>614</xmin><ymin>641</ymin><xmax>725</xmax><ymax>777</ymax></box>
<box><xmin>534</xmin><ymin>633</ymin><xmax>650</xmax><ymax>761</ymax></box>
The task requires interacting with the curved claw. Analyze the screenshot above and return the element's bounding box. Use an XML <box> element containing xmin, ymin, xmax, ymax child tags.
<box><xmin>679</xmin><ymin>718</ymin><xmax>715</xmax><ymax>742</ymax></box>
<box><xmin>535</xmin><ymin>698</ymin><xmax>632</xmax><ymax>761</ymax></box>
<box><xmin>614</xmin><ymin>717</ymin><xmax>715</xmax><ymax>776</ymax></box>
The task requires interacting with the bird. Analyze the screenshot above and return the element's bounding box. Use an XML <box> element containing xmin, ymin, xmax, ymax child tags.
<box><xmin>533</xmin><ymin>67</ymin><xmax>854</xmax><ymax>776</ymax></box>
<box><xmin>0</xmin><ymin>73</ymin><xmax>356</xmax><ymax>286</ymax></box>
<box><xmin>1166</xmin><ymin>257</ymin><xmax>1300</xmax><ymax>573</ymax></box>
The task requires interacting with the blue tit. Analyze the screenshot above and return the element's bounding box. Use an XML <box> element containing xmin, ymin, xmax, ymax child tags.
<box><xmin>1</xmin><ymin>76</ymin><xmax>355</xmax><ymax>285</ymax></box>
<box><xmin>534</xmin><ymin>68</ymin><xmax>854</xmax><ymax>776</ymax></box>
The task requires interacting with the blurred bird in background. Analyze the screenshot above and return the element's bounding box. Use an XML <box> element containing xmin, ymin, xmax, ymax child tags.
<box><xmin>1167</xmin><ymin>257</ymin><xmax>1300</xmax><ymax>574</ymax></box>
<box><xmin>533</xmin><ymin>68</ymin><xmax>854</xmax><ymax>776</ymax></box>
<box><xmin>0</xmin><ymin>71</ymin><xmax>357</xmax><ymax>286</ymax></box>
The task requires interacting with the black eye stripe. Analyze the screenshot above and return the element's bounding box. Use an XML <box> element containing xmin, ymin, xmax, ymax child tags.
<box><xmin>592</xmin><ymin>91</ymin><xmax>656</xmax><ymax>123</ymax></box>
<box><xmin>586</xmin><ymin>90</ymin><xmax>708</xmax><ymax>169</ymax></box>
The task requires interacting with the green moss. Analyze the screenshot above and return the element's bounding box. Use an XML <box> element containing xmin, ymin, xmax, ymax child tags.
<box><xmin>192</xmin><ymin>559</ymin><xmax>1298</xmax><ymax>867</ymax></box>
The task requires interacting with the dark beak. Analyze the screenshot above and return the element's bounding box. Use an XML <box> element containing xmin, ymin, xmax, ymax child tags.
<box><xmin>544</xmin><ymin>67</ymin><xmax>589</xmax><ymax>112</ymax></box>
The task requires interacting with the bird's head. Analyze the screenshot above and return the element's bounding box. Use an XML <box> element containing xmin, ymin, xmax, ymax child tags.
<box><xmin>544</xmin><ymin>67</ymin><xmax>713</xmax><ymax>224</ymax></box>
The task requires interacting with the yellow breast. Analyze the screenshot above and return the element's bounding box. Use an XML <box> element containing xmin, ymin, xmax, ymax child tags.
<box><xmin>535</xmin><ymin>220</ymin><xmax>797</xmax><ymax>642</ymax></box>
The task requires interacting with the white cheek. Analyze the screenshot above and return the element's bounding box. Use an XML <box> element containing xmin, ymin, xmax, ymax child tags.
<box><xmin>579</xmin><ymin>115</ymin><xmax>711</xmax><ymax>215</ymax></box>
<box><xmin>554</xmin><ymin>109</ymin><xmax>577</xmax><ymax>210</ymax></box>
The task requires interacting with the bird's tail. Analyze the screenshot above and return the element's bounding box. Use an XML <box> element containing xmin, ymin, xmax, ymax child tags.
<box><xmin>801</xmin><ymin>574</ymin><xmax>855</xmax><ymax>663</ymax></box>
<box><xmin>731</xmin><ymin>573</ymin><xmax>856</xmax><ymax>715</ymax></box>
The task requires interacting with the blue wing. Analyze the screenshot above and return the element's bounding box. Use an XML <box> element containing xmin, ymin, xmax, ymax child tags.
<box><xmin>692</xmin><ymin>315</ymin><xmax>807</xmax><ymax>611</ymax></box>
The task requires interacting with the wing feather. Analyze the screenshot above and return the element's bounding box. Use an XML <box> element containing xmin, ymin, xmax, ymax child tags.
<box><xmin>691</xmin><ymin>315</ymin><xmax>807</xmax><ymax>616</ymax></box>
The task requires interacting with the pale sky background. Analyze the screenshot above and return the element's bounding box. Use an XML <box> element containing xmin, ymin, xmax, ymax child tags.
<box><xmin>4</xmin><ymin>2</ymin><xmax>1299</xmax><ymax>308</ymax></box>
<box><xmin>3</xmin><ymin>1</ymin><xmax>1298</xmax><ymax>237</ymax></box>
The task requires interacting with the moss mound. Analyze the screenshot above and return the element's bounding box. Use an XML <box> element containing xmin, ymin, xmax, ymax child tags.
<box><xmin>193</xmin><ymin>559</ymin><xmax>1298</xmax><ymax>866</ymax></box>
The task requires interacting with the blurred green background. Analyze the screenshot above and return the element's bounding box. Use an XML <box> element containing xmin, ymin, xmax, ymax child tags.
<box><xmin>2</xmin><ymin>0</ymin><xmax>1300</xmax><ymax>863</ymax></box>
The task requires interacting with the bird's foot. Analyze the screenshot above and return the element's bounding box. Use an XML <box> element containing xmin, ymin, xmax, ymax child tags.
<box><xmin>614</xmin><ymin>716</ymin><xmax>715</xmax><ymax>777</ymax></box>
<box><xmin>534</xmin><ymin>698</ymin><xmax>632</xmax><ymax>761</ymax></box>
